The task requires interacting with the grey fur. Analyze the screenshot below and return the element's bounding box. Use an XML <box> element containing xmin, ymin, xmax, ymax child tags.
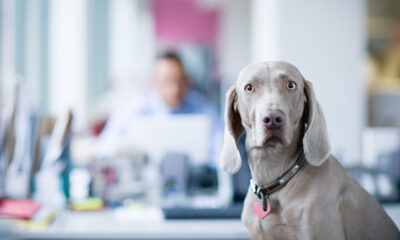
<box><xmin>220</xmin><ymin>62</ymin><xmax>400</xmax><ymax>240</ymax></box>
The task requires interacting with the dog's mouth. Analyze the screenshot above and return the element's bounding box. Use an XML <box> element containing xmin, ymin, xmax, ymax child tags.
<box><xmin>264</xmin><ymin>134</ymin><xmax>282</xmax><ymax>145</ymax></box>
<box><xmin>253</xmin><ymin>120</ymin><xmax>289</xmax><ymax>147</ymax></box>
<box><xmin>266</xmin><ymin>135</ymin><xmax>281</xmax><ymax>142</ymax></box>
<box><xmin>262</xmin><ymin>130</ymin><xmax>285</xmax><ymax>146</ymax></box>
<box><xmin>261</xmin><ymin>125</ymin><xmax>288</xmax><ymax>146</ymax></box>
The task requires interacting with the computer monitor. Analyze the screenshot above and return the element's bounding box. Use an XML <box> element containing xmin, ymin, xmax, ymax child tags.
<box><xmin>124</xmin><ymin>114</ymin><xmax>212</xmax><ymax>164</ymax></box>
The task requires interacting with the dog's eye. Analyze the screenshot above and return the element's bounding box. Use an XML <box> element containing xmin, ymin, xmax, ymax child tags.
<box><xmin>245</xmin><ymin>84</ymin><xmax>254</xmax><ymax>92</ymax></box>
<box><xmin>287</xmin><ymin>82</ymin><xmax>297</xmax><ymax>91</ymax></box>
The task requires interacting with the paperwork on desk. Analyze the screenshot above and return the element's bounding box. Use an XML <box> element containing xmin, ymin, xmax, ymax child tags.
<box><xmin>0</xmin><ymin>81</ymin><xmax>73</xmax><ymax>207</ymax></box>
<box><xmin>18</xmin><ymin>206</ymin><xmax>58</xmax><ymax>230</ymax></box>
<box><xmin>2</xmin><ymin>83</ymin><xmax>38</xmax><ymax>199</ymax></box>
<box><xmin>0</xmin><ymin>198</ymin><xmax>40</xmax><ymax>219</ymax></box>
<box><xmin>0</xmin><ymin>109</ymin><xmax>10</xmax><ymax>198</ymax></box>
<box><xmin>33</xmin><ymin>111</ymin><xmax>73</xmax><ymax>207</ymax></box>
<box><xmin>113</xmin><ymin>203</ymin><xmax>163</xmax><ymax>222</ymax></box>
<box><xmin>41</xmin><ymin>111</ymin><xmax>73</xmax><ymax>170</ymax></box>
<box><xmin>0</xmin><ymin>81</ymin><xmax>72</xmax><ymax>230</ymax></box>
<box><xmin>70</xmin><ymin>198</ymin><xmax>105</xmax><ymax>211</ymax></box>
<box><xmin>0</xmin><ymin>198</ymin><xmax>57</xmax><ymax>230</ymax></box>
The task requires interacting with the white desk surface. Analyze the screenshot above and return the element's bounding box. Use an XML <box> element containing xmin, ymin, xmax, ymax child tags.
<box><xmin>15</xmin><ymin>209</ymin><xmax>249</xmax><ymax>240</ymax></box>
<box><xmin>14</xmin><ymin>204</ymin><xmax>400</xmax><ymax>240</ymax></box>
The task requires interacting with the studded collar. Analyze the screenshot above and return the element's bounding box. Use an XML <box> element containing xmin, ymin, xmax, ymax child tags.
<box><xmin>250</xmin><ymin>150</ymin><xmax>306</xmax><ymax>210</ymax></box>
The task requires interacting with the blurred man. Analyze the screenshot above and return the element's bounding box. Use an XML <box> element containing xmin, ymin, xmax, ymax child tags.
<box><xmin>151</xmin><ymin>52</ymin><xmax>190</xmax><ymax>112</ymax></box>
<box><xmin>97</xmin><ymin>51</ymin><xmax>221</xmax><ymax>163</ymax></box>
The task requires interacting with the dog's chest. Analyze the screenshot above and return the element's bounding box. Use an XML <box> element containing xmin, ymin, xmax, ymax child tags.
<box><xmin>243</xmin><ymin>198</ymin><xmax>305</xmax><ymax>238</ymax></box>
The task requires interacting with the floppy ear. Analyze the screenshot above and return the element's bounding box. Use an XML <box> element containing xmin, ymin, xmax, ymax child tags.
<box><xmin>303</xmin><ymin>80</ymin><xmax>331</xmax><ymax>166</ymax></box>
<box><xmin>219</xmin><ymin>86</ymin><xmax>244</xmax><ymax>174</ymax></box>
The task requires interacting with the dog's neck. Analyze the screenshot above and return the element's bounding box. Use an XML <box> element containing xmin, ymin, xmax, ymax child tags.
<box><xmin>246</xmin><ymin>122</ymin><xmax>304</xmax><ymax>187</ymax></box>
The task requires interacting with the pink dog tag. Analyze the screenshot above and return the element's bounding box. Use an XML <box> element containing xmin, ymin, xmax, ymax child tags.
<box><xmin>253</xmin><ymin>202</ymin><xmax>271</xmax><ymax>219</ymax></box>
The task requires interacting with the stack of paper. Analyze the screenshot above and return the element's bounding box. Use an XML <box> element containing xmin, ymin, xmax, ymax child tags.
<box><xmin>0</xmin><ymin>198</ymin><xmax>57</xmax><ymax>230</ymax></box>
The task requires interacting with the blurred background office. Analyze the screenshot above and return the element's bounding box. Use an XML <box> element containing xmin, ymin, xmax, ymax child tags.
<box><xmin>0</xmin><ymin>0</ymin><xmax>400</xmax><ymax>238</ymax></box>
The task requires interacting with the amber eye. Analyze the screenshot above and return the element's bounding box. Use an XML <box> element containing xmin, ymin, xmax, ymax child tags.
<box><xmin>287</xmin><ymin>81</ymin><xmax>297</xmax><ymax>91</ymax></box>
<box><xmin>245</xmin><ymin>84</ymin><xmax>254</xmax><ymax>92</ymax></box>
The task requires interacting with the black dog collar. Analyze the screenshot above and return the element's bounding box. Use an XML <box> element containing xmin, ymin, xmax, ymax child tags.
<box><xmin>250</xmin><ymin>150</ymin><xmax>306</xmax><ymax>211</ymax></box>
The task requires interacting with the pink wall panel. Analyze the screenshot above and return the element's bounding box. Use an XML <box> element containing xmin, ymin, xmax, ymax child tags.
<box><xmin>153</xmin><ymin>0</ymin><xmax>219</xmax><ymax>46</ymax></box>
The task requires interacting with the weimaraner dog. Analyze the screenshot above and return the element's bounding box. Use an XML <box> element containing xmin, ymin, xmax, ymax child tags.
<box><xmin>220</xmin><ymin>62</ymin><xmax>400</xmax><ymax>240</ymax></box>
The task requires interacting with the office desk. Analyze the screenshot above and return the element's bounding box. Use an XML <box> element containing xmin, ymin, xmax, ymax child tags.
<box><xmin>15</xmin><ymin>209</ymin><xmax>249</xmax><ymax>240</ymax></box>
<box><xmin>15</xmin><ymin>204</ymin><xmax>400</xmax><ymax>240</ymax></box>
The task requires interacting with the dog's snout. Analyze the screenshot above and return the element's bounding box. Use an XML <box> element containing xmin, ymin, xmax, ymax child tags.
<box><xmin>263</xmin><ymin>111</ymin><xmax>284</xmax><ymax>129</ymax></box>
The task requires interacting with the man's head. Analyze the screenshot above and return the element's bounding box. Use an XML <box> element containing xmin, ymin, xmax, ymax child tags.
<box><xmin>152</xmin><ymin>51</ymin><xmax>189</xmax><ymax>110</ymax></box>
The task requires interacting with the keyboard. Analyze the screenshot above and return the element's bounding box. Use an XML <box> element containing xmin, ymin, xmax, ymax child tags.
<box><xmin>162</xmin><ymin>203</ymin><xmax>243</xmax><ymax>219</ymax></box>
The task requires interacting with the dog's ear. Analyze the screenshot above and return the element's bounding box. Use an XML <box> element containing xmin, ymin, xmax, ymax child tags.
<box><xmin>219</xmin><ymin>86</ymin><xmax>244</xmax><ymax>174</ymax></box>
<box><xmin>303</xmin><ymin>80</ymin><xmax>331</xmax><ymax>166</ymax></box>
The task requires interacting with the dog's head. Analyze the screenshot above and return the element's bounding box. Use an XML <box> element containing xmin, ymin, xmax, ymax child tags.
<box><xmin>220</xmin><ymin>62</ymin><xmax>330</xmax><ymax>174</ymax></box>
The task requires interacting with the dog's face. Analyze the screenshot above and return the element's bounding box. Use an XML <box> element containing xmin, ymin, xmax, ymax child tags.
<box><xmin>234</xmin><ymin>62</ymin><xmax>306</xmax><ymax>148</ymax></box>
<box><xmin>220</xmin><ymin>62</ymin><xmax>331</xmax><ymax>174</ymax></box>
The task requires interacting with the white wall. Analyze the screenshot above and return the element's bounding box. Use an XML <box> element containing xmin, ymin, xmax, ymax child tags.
<box><xmin>109</xmin><ymin>0</ymin><xmax>135</xmax><ymax>85</ymax></box>
<box><xmin>0</xmin><ymin>0</ymin><xmax>16</xmax><ymax>106</ymax></box>
<box><xmin>250</xmin><ymin>0</ymin><xmax>367</xmax><ymax>164</ymax></box>
<box><xmin>109</xmin><ymin>0</ymin><xmax>155</xmax><ymax>87</ymax></box>
<box><xmin>25</xmin><ymin>0</ymin><xmax>41</xmax><ymax>106</ymax></box>
<box><xmin>45</xmin><ymin>0</ymin><xmax>155</xmax><ymax>129</ymax></box>
<box><xmin>48</xmin><ymin>0</ymin><xmax>88</xmax><ymax>131</ymax></box>
<box><xmin>250</xmin><ymin>0</ymin><xmax>280</xmax><ymax>61</ymax></box>
<box><xmin>218</xmin><ymin>0</ymin><xmax>250</xmax><ymax>84</ymax></box>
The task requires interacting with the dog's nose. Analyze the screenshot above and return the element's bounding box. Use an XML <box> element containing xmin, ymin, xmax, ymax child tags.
<box><xmin>263</xmin><ymin>112</ymin><xmax>283</xmax><ymax>129</ymax></box>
